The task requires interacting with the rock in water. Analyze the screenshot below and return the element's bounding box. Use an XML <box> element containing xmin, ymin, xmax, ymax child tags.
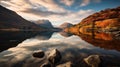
<box><xmin>48</xmin><ymin>49</ymin><xmax>62</xmax><ymax>65</ymax></box>
<box><xmin>33</xmin><ymin>50</ymin><xmax>45</xmax><ymax>58</ymax></box>
<box><xmin>84</xmin><ymin>55</ymin><xmax>101</xmax><ymax>67</ymax></box>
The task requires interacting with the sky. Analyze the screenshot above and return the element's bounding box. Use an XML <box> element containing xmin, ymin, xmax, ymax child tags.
<box><xmin>0</xmin><ymin>0</ymin><xmax>120</xmax><ymax>26</ymax></box>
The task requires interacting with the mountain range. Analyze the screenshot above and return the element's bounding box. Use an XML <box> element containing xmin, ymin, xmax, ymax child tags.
<box><xmin>0</xmin><ymin>5</ymin><xmax>57</xmax><ymax>31</ymax></box>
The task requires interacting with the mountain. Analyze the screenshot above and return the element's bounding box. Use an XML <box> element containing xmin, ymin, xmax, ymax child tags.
<box><xmin>0</xmin><ymin>5</ymin><xmax>43</xmax><ymax>31</ymax></box>
<box><xmin>59</xmin><ymin>22</ymin><xmax>73</xmax><ymax>29</ymax></box>
<box><xmin>34</xmin><ymin>20</ymin><xmax>54</xmax><ymax>29</ymax></box>
<box><xmin>67</xmin><ymin>6</ymin><xmax>120</xmax><ymax>34</ymax></box>
<box><xmin>79</xmin><ymin>6</ymin><xmax>120</xmax><ymax>25</ymax></box>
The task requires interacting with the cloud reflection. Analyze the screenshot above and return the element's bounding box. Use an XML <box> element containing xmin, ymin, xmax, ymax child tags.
<box><xmin>0</xmin><ymin>33</ymin><xmax>120</xmax><ymax>67</ymax></box>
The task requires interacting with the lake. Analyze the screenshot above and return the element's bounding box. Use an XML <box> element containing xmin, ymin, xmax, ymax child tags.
<box><xmin>0</xmin><ymin>31</ymin><xmax>120</xmax><ymax>67</ymax></box>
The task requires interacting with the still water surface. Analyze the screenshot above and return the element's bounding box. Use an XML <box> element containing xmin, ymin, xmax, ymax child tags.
<box><xmin>0</xmin><ymin>31</ymin><xmax>120</xmax><ymax>67</ymax></box>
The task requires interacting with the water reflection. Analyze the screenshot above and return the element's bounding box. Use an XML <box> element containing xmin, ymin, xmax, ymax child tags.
<box><xmin>59</xmin><ymin>31</ymin><xmax>73</xmax><ymax>37</ymax></box>
<box><xmin>0</xmin><ymin>31</ymin><xmax>120</xmax><ymax>67</ymax></box>
<box><xmin>0</xmin><ymin>31</ymin><xmax>73</xmax><ymax>52</ymax></box>
<box><xmin>75</xmin><ymin>32</ymin><xmax>120</xmax><ymax>52</ymax></box>
<box><xmin>33</xmin><ymin>31</ymin><xmax>54</xmax><ymax>40</ymax></box>
<box><xmin>0</xmin><ymin>31</ymin><xmax>54</xmax><ymax>52</ymax></box>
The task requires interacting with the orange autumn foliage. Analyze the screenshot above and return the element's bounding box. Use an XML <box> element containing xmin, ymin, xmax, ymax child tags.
<box><xmin>79</xmin><ymin>34</ymin><xmax>120</xmax><ymax>51</ymax></box>
<box><xmin>79</xmin><ymin>6</ymin><xmax>120</xmax><ymax>25</ymax></box>
<box><xmin>95</xmin><ymin>33</ymin><xmax>113</xmax><ymax>40</ymax></box>
<box><xmin>96</xmin><ymin>18</ymin><xmax>120</xmax><ymax>28</ymax></box>
<box><xmin>67</xmin><ymin>26</ymin><xmax>80</xmax><ymax>35</ymax></box>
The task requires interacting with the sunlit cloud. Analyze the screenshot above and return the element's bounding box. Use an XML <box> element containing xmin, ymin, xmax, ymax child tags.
<box><xmin>16</xmin><ymin>9</ymin><xmax>94</xmax><ymax>26</ymax></box>
<box><xmin>80</xmin><ymin>0</ymin><xmax>101</xmax><ymax>6</ymax></box>
<box><xmin>60</xmin><ymin>0</ymin><xmax>74</xmax><ymax>6</ymax></box>
<box><xmin>0</xmin><ymin>0</ymin><xmax>95</xmax><ymax>25</ymax></box>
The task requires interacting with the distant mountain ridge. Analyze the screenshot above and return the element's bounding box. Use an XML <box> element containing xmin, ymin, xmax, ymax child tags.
<box><xmin>59</xmin><ymin>22</ymin><xmax>73</xmax><ymax>29</ymax></box>
<box><xmin>0</xmin><ymin>5</ymin><xmax>43</xmax><ymax>31</ymax></box>
<box><xmin>34</xmin><ymin>20</ymin><xmax>54</xmax><ymax>28</ymax></box>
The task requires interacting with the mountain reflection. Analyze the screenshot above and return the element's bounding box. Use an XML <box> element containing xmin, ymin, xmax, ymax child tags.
<box><xmin>75</xmin><ymin>32</ymin><xmax>120</xmax><ymax>51</ymax></box>
<box><xmin>0</xmin><ymin>31</ymin><xmax>73</xmax><ymax>52</ymax></box>
<box><xmin>33</xmin><ymin>31</ymin><xmax>54</xmax><ymax>40</ymax></box>
<box><xmin>0</xmin><ymin>31</ymin><xmax>120</xmax><ymax>67</ymax></box>
<box><xmin>0</xmin><ymin>31</ymin><xmax>54</xmax><ymax>52</ymax></box>
<box><xmin>59</xmin><ymin>31</ymin><xmax>73</xmax><ymax>37</ymax></box>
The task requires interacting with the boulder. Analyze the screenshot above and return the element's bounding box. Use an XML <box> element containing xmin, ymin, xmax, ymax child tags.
<box><xmin>48</xmin><ymin>49</ymin><xmax>62</xmax><ymax>65</ymax></box>
<box><xmin>32</xmin><ymin>50</ymin><xmax>45</xmax><ymax>58</ymax></box>
<box><xmin>84</xmin><ymin>55</ymin><xmax>101</xmax><ymax>67</ymax></box>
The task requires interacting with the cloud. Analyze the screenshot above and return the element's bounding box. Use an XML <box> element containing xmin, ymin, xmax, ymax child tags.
<box><xmin>21</xmin><ymin>8</ymin><xmax>67</xmax><ymax>17</ymax></box>
<box><xmin>28</xmin><ymin>0</ymin><xmax>66</xmax><ymax>12</ymax></box>
<box><xmin>80</xmin><ymin>0</ymin><xmax>90</xmax><ymax>6</ymax></box>
<box><xmin>50</xmin><ymin>9</ymin><xmax>94</xmax><ymax>25</ymax></box>
<box><xmin>0</xmin><ymin>0</ymin><xmax>32</xmax><ymax>11</ymax></box>
<box><xmin>60</xmin><ymin>0</ymin><xmax>74</xmax><ymax>6</ymax></box>
<box><xmin>19</xmin><ymin>9</ymin><xmax>94</xmax><ymax>25</ymax></box>
<box><xmin>0</xmin><ymin>0</ymin><xmax>66</xmax><ymax>12</ymax></box>
<box><xmin>0</xmin><ymin>0</ymin><xmax>95</xmax><ymax>25</ymax></box>
<box><xmin>80</xmin><ymin>0</ymin><xmax>101</xmax><ymax>7</ymax></box>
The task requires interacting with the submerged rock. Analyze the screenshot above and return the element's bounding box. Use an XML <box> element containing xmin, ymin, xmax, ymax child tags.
<box><xmin>33</xmin><ymin>50</ymin><xmax>45</xmax><ymax>58</ymax></box>
<box><xmin>84</xmin><ymin>55</ymin><xmax>101</xmax><ymax>67</ymax></box>
<box><xmin>48</xmin><ymin>49</ymin><xmax>62</xmax><ymax>65</ymax></box>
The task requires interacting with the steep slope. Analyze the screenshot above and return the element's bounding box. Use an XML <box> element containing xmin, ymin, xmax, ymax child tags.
<box><xmin>68</xmin><ymin>6</ymin><xmax>120</xmax><ymax>34</ymax></box>
<box><xmin>0</xmin><ymin>5</ymin><xmax>42</xmax><ymax>31</ymax></box>
<box><xmin>79</xmin><ymin>6</ymin><xmax>120</xmax><ymax>25</ymax></box>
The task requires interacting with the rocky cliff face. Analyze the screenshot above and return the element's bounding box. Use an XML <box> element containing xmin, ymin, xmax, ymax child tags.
<box><xmin>0</xmin><ymin>5</ymin><xmax>43</xmax><ymax>31</ymax></box>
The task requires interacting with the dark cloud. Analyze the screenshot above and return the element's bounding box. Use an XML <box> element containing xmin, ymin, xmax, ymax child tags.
<box><xmin>22</xmin><ymin>8</ymin><xmax>67</xmax><ymax>17</ymax></box>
